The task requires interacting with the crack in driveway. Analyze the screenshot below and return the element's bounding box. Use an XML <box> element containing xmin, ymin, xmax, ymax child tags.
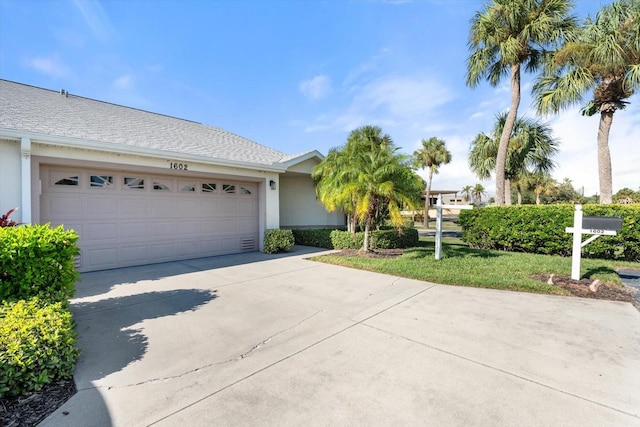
<box><xmin>89</xmin><ymin>309</ymin><xmax>326</xmax><ymax>391</ymax></box>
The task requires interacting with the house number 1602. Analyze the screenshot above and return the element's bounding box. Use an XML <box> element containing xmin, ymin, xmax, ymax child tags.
<box><xmin>169</xmin><ymin>162</ymin><xmax>188</xmax><ymax>171</ymax></box>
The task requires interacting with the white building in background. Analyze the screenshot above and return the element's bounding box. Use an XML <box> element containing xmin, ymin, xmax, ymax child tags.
<box><xmin>0</xmin><ymin>80</ymin><xmax>344</xmax><ymax>272</ymax></box>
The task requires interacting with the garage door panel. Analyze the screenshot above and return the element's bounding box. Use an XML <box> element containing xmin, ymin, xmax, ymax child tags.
<box><xmin>178</xmin><ymin>220</ymin><xmax>201</xmax><ymax>235</ymax></box>
<box><xmin>219</xmin><ymin>218</ymin><xmax>239</xmax><ymax>233</ymax></box>
<box><xmin>201</xmin><ymin>239</ymin><xmax>220</xmax><ymax>253</ymax></box>
<box><xmin>177</xmin><ymin>241</ymin><xmax>202</xmax><ymax>257</ymax></box>
<box><xmin>150</xmin><ymin>221</ymin><xmax>177</xmax><ymax>238</ymax></box>
<box><xmin>239</xmin><ymin>218</ymin><xmax>258</xmax><ymax>233</ymax></box>
<box><xmin>220</xmin><ymin>237</ymin><xmax>238</xmax><ymax>252</ymax></box>
<box><xmin>201</xmin><ymin>219</ymin><xmax>219</xmax><ymax>233</ymax></box>
<box><xmin>150</xmin><ymin>199</ymin><xmax>176</xmax><ymax>217</ymax></box>
<box><xmin>120</xmin><ymin>244</ymin><xmax>150</xmax><ymax>264</ymax></box>
<box><xmin>86</xmin><ymin>247</ymin><xmax>119</xmax><ymax>270</ymax></box>
<box><xmin>149</xmin><ymin>242</ymin><xmax>177</xmax><ymax>260</ymax></box>
<box><xmin>176</xmin><ymin>200</ymin><xmax>200</xmax><ymax>216</ymax></box>
<box><xmin>41</xmin><ymin>166</ymin><xmax>259</xmax><ymax>272</ymax></box>
<box><xmin>44</xmin><ymin>195</ymin><xmax>82</xmax><ymax>219</ymax></box>
<box><xmin>119</xmin><ymin>222</ymin><xmax>149</xmax><ymax>239</ymax></box>
<box><xmin>238</xmin><ymin>199</ymin><xmax>258</xmax><ymax>214</ymax></box>
<box><xmin>119</xmin><ymin>198</ymin><xmax>148</xmax><ymax>216</ymax></box>
<box><xmin>200</xmin><ymin>200</ymin><xmax>218</xmax><ymax>213</ymax></box>
<box><xmin>219</xmin><ymin>200</ymin><xmax>238</xmax><ymax>215</ymax></box>
<box><xmin>87</xmin><ymin>222</ymin><xmax>118</xmax><ymax>242</ymax></box>
<box><xmin>86</xmin><ymin>196</ymin><xmax>119</xmax><ymax>216</ymax></box>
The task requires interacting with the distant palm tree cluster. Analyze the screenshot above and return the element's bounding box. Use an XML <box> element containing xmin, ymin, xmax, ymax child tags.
<box><xmin>466</xmin><ymin>0</ymin><xmax>639</xmax><ymax>205</ymax></box>
<box><xmin>311</xmin><ymin>0</ymin><xmax>638</xmax><ymax>248</ymax></box>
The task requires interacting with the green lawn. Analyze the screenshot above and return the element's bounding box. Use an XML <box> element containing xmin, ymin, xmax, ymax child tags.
<box><xmin>312</xmin><ymin>238</ymin><xmax>640</xmax><ymax>296</ymax></box>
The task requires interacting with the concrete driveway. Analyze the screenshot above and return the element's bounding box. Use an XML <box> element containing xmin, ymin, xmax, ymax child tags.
<box><xmin>40</xmin><ymin>246</ymin><xmax>640</xmax><ymax>426</ymax></box>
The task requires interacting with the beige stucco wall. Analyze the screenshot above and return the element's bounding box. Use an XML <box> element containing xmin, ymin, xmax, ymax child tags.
<box><xmin>279</xmin><ymin>175</ymin><xmax>345</xmax><ymax>228</ymax></box>
<box><xmin>0</xmin><ymin>139</ymin><xmax>22</xmax><ymax>221</ymax></box>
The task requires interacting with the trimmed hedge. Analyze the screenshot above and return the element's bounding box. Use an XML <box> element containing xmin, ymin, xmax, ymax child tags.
<box><xmin>292</xmin><ymin>229</ymin><xmax>334</xmax><ymax>248</ymax></box>
<box><xmin>330</xmin><ymin>228</ymin><xmax>419</xmax><ymax>250</ymax></box>
<box><xmin>0</xmin><ymin>225</ymin><xmax>80</xmax><ymax>304</ymax></box>
<box><xmin>458</xmin><ymin>204</ymin><xmax>640</xmax><ymax>261</ymax></box>
<box><xmin>263</xmin><ymin>229</ymin><xmax>295</xmax><ymax>254</ymax></box>
<box><xmin>0</xmin><ymin>298</ymin><xmax>80</xmax><ymax>397</ymax></box>
<box><xmin>289</xmin><ymin>227</ymin><xmax>420</xmax><ymax>250</ymax></box>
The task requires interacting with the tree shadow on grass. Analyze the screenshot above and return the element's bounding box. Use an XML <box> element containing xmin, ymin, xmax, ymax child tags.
<box><xmin>408</xmin><ymin>241</ymin><xmax>502</xmax><ymax>259</ymax></box>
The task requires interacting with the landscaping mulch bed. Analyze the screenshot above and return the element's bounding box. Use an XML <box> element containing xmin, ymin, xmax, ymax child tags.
<box><xmin>532</xmin><ymin>273</ymin><xmax>639</xmax><ymax>309</ymax></box>
<box><xmin>0</xmin><ymin>378</ymin><xmax>76</xmax><ymax>427</ymax></box>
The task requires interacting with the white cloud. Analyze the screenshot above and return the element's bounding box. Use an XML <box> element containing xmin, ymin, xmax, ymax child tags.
<box><xmin>72</xmin><ymin>0</ymin><xmax>115</xmax><ymax>43</ymax></box>
<box><xmin>25</xmin><ymin>55</ymin><xmax>70</xmax><ymax>77</ymax></box>
<box><xmin>303</xmin><ymin>73</ymin><xmax>455</xmax><ymax>135</ymax></box>
<box><xmin>549</xmin><ymin>104</ymin><xmax>640</xmax><ymax>195</ymax></box>
<box><xmin>113</xmin><ymin>74</ymin><xmax>133</xmax><ymax>89</ymax></box>
<box><xmin>299</xmin><ymin>75</ymin><xmax>332</xmax><ymax>101</ymax></box>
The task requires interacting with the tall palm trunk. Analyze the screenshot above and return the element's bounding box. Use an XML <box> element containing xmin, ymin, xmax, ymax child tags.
<box><xmin>505</xmin><ymin>179</ymin><xmax>513</xmax><ymax>205</ymax></box>
<box><xmin>597</xmin><ymin>111</ymin><xmax>614</xmax><ymax>204</ymax></box>
<box><xmin>424</xmin><ymin>169</ymin><xmax>434</xmax><ymax>228</ymax></box>
<box><xmin>496</xmin><ymin>64</ymin><xmax>521</xmax><ymax>205</ymax></box>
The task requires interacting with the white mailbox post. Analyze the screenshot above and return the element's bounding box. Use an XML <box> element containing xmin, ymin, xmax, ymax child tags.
<box><xmin>434</xmin><ymin>194</ymin><xmax>473</xmax><ymax>260</ymax></box>
<box><xmin>564</xmin><ymin>205</ymin><xmax>622</xmax><ymax>280</ymax></box>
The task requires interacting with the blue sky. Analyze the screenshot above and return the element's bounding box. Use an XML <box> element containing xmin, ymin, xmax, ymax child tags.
<box><xmin>1</xmin><ymin>0</ymin><xmax>638</xmax><ymax>197</ymax></box>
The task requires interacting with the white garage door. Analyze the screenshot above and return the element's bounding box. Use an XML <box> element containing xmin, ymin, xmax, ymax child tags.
<box><xmin>40</xmin><ymin>166</ymin><xmax>259</xmax><ymax>272</ymax></box>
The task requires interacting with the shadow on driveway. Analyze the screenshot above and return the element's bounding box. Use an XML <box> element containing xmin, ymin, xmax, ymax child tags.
<box><xmin>75</xmin><ymin>245</ymin><xmax>329</xmax><ymax>298</ymax></box>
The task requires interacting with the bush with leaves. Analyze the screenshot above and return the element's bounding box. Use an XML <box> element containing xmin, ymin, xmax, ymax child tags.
<box><xmin>263</xmin><ymin>229</ymin><xmax>295</xmax><ymax>254</ymax></box>
<box><xmin>0</xmin><ymin>224</ymin><xmax>80</xmax><ymax>304</ymax></box>
<box><xmin>292</xmin><ymin>229</ymin><xmax>335</xmax><ymax>248</ymax></box>
<box><xmin>330</xmin><ymin>228</ymin><xmax>419</xmax><ymax>250</ymax></box>
<box><xmin>0</xmin><ymin>298</ymin><xmax>80</xmax><ymax>398</ymax></box>
<box><xmin>458</xmin><ymin>204</ymin><xmax>639</xmax><ymax>261</ymax></box>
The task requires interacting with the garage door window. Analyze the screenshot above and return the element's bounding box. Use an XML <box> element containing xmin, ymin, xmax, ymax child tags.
<box><xmin>53</xmin><ymin>174</ymin><xmax>79</xmax><ymax>186</ymax></box>
<box><xmin>124</xmin><ymin>177</ymin><xmax>145</xmax><ymax>190</ymax></box>
<box><xmin>180</xmin><ymin>181</ymin><xmax>196</xmax><ymax>192</ymax></box>
<box><xmin>90</xmin><ymin>175</ymin><xmax>113</xmax><ymax>188</ymax></box>
<box><xmin>153</xmin><ymin>180</ymin><xmax>171</xmax><ymax>191</ymax></box>
<box><xmin>202</xmin><ymin>183</ymin><xmax>217</xmax><ymax>193</ymax></box>
<box><xmin>223</xmin><ymin>184</ymin><xmax>235</xmax><ymax>194</ymax></box>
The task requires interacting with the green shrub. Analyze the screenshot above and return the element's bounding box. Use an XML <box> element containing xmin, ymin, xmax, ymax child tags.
<box><xmin>331</xmin><ymin>230</ymin><xmax>364</xmax><ymax>249</ymax></box>
<box><xmin>0</xmin><ymin>298</ymin><xmax>80</xmax><ymax>398</ymax></box>
<box><xmin>372</xmin><ymin>228</ymin><xmax>419</xmax><ymax>249</ymax></box>
<box><xmin>263</xmin><ymin>229</ymin><xmax>295</xmax><ymax>254</ymax></box>
<box><xmin>458</xmin><ymin>204</ymin><xmax>640</xmax><ymax>261</ymax></box>
<box><xmin>292</xmin><ymin>229</ymin><xmax>335</xmax><ymax>248</ymax></box>
<box><xmin>330</xmin><ymin>228</ymin><xmax>419</xmax><ymax>250</ymax></box>
<box><xmin>0</xmin><ymin>225</ymin><xmax>80</xmax><ymax>304</ymax></box>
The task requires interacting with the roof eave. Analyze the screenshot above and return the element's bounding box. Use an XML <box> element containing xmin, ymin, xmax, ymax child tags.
<box><xmin>0</xmin><ymin>128</ymin><xmax>287</xmax><ymax>173</ymax></box>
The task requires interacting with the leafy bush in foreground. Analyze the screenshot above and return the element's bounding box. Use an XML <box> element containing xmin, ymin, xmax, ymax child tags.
<box><xmin>0</xmin><ymin>298</ymin><xmax>80</xmax><ymax>398</ymax></box>
<box><xmin>0</xmin><ymin>224</ymin><xmax>79</xmax><ymax>304</ymax></box>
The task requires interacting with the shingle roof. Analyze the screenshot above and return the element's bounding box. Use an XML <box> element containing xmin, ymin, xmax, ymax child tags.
<box><xmin>0</xmin><ymin>79</ymin><xmax>291</xmax><ymax>167</ymax></box>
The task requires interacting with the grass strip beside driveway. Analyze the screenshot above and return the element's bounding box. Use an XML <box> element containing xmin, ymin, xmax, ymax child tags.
<box><xmin>312</xmin><ymin>239</ymin><xmax>640</xmax><ymax>296</ymax></box>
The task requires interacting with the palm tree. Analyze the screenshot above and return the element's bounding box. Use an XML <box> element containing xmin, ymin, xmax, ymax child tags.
<box><xmin>313</xmin><ymin>125</ymin><xmax>423</xmax><ymax>252</ymax></box>
<box><xmin>468</xmin><ymin>112</ymin><xmax>559</xmax><ymax>205</ymax></box>
<box><xmin>472</xmin><ymin>183</ymin><xmax>486</xmax><ymax>203</ymax></box>
<box><xmin>529</xmin><ymin>172</ymin><xmax>557</xmax><ymax>204</ymax></box>
<box><xmin>533</xmin><ymin>0</ymin><xmax>640</xmax><ymax>204</ymax></box>
<box><xmin>461</xmin><ymin>185</ymin><xmax>473</xmax><ymax>203</ymax></box>
<box><xmin>312</xmin><ymin>147</ymin><xmax>359</xmax><ymax>232</ymax></box>
<box><xmin>413</xmin><ymin>137</ymin><xmax>452</xmax><ymax>228</ymax></box>
<box><xmin>466</xmin><ymin>0</ymin><xmax>575</xmax><ymax>205</ymax></box>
